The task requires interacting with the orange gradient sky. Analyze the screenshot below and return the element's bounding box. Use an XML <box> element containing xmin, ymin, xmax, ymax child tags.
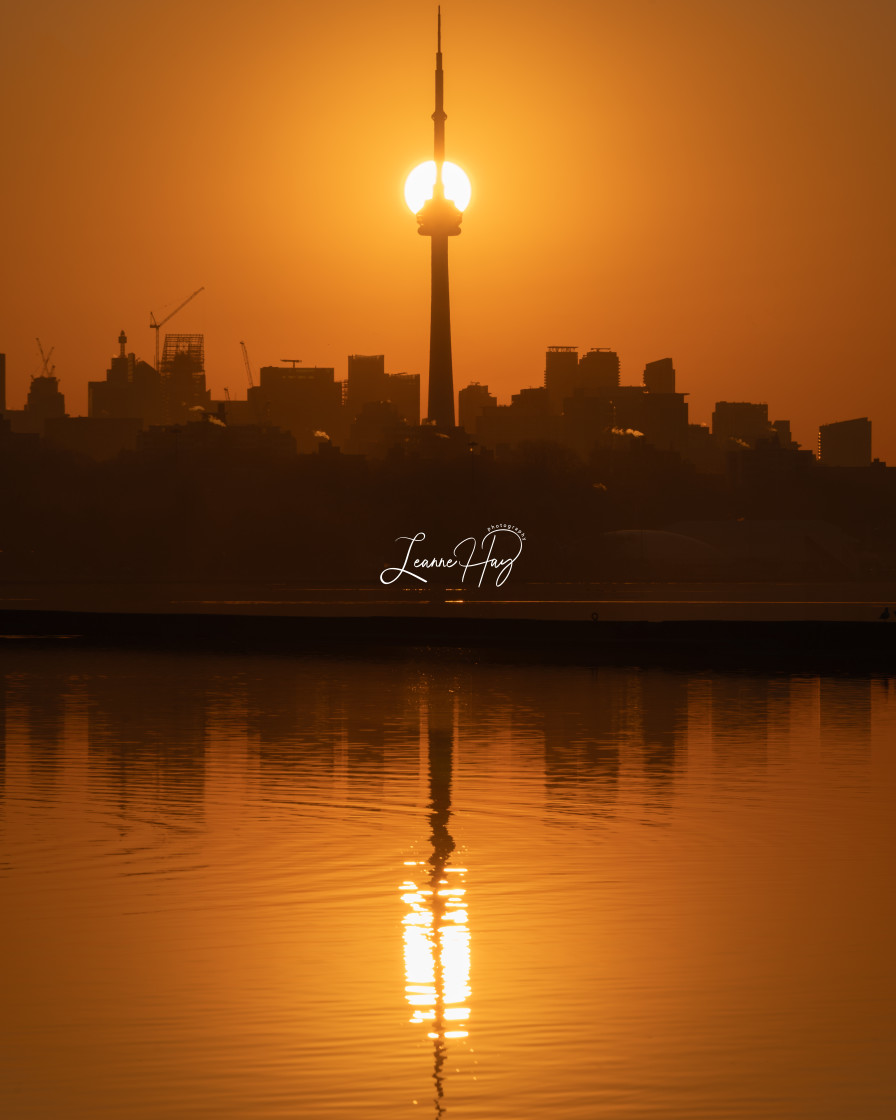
<box><xmin>2</xmin><ymin>0</ymin><xmax>894</xmax><ymax>458</ymax></box>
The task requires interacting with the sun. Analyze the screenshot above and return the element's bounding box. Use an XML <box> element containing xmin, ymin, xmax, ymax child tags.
<box><xmin>404</xmin><ymin>161</ymin><xmax>472</xmax><ymax>214</ymax></box>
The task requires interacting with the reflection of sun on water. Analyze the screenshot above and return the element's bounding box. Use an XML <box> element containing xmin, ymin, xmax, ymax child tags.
<box><xmin>401</xmin><ymin>862</ymin><xmax>470</xmax><ymax>1040</ymax></box>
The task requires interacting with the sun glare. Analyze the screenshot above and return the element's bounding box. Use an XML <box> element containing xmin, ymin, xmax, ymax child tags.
<box><xmin>404</xmin><ymin>161</ymin><xmax>471</xmax><ymax>213</ymax></box>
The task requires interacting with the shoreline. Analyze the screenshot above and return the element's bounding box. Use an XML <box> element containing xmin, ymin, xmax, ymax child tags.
<box><xmin>1</xmin><ymin>578</ymin><xmax>896</xmax><ymax>621</ymax></box>
<box><xmin>2</xmin><ymin>608</ymin><xmax>894</xmax><ymax>669</ymax></box>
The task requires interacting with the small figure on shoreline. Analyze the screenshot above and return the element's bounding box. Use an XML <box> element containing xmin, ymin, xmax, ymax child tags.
<box><xmin>879</xmin><ymin>606</ymin><xmax>890</xmax><ymax>620</ymax></box>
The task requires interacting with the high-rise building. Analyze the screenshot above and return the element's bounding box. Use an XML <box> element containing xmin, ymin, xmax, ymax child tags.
<box><xmin>544</xmin><ymin>347</ymin><xmax>579</xmax><ymax>413</ymax></box>
<box><xmin>770</xmin><ymin>419</ymin><xmax>796</xmax><ymax>449</ymax></box>
<box><xmin>385</xmin><ymin>372</ymin><xmax>420</xmax><ymax>426</ymax></box>
<box><xmin>818</xmin><ymin>417</ymin><xmax>872</xmax><ymax>467</ymax></box>
<box><xmin>712</xmin><ymin>401</ymin><xmax>771</xmax><ymax>447</ymax></box>
<box><xmin>160</xmin><ymin>333</ymin><xmax>211</xmax><ymax>424</ymax></box>
<box><xmin>477</xmin><ymin>386</ymin><xmax>560</xmax><ymax>448</ymax></box>
<box><xmin>250</xmin><ymin>365</ymin><xmax>342</xmax><ymax>451</ymax></box>
<box><xmin>511</xmin><ymin>386</ymin><xmax>551</xmax><ymax>415</ymax></box>
<box><xmin>346</xmin><ymin>357</ymin><xmax>419</xmax><ymax>426</ymax></box>
<box><xmin>88</xmin><ymin>330</ymin><xmax>163</xmax><ymax>426</ymax></box>
<box><xmin>0</xmin><ymin>352</ymin><xmax>6</xmax><ymax>412</ymax></box>
<box><xmin>458</xmin><ymin>382</ymin><xmax>497</xmax><ymax>434</ymax></box>
<box><xmin>578</xmin><ymin>348</ymin><xmax>620</xmax><ymax>392</ymax></box>
<box><xmin>346</xmin><ymin>354</ymin><xmax>387</xmax><ymax>418</ymax></box>
<box><xmin>643</xmin><ymin>358</ymin><xmax>675</xmax><ymax>394</ymax></box>
<box><xmin>544</xmin><ymin>347</ymin><xmax>620</xmax><ymax>413</ymax></box>
<box><xmin>4</xmin><ymin>370</ymin><xmax>67</xmax><ymax>437</ymax></box>
<box><xmin>26</xmin><ymin>374</ymin><xmax>66</xmax><ymax>425</ymax></box>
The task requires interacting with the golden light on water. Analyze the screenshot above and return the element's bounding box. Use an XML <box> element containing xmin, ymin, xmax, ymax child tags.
<box><xmin>401</xmin><ymin>862</ymin><xmax>471</xmax><ymax>1040</ymax></box>
<box><xmin>404</xmin><ymin>161</ymin><xmax>472</xmax><ymax>213</ymax></box>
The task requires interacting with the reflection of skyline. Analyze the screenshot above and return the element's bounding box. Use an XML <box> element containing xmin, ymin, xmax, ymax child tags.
<box><xmin>0</xmin><ymin>659</ymin><xmax>684</xmax><ymax>837</ymax></box>
<box><xmin>87</xmin><ymin>671</ymin><xmax>207</xmax><ymax>818</ymax></box>
<box><xmin>820</xmin><ymin>678</ymin><xmax>872</xmax><ymax>754</ymax></box>
<box><xmin>1</xmin><ymin>650</ymin><xmax>893</xmax><ymax>1120</ymax></box>
<box><xmin>1</xmin><ymin>669</ymin><xmax>68</xmax><ymax>792</ymax></box>
<box><xmin>0</xmin><ymin>675</ymin><xmax>6</xmax><ymax>806</ymax></box>
<box><xmin>0</xmin><ymin>654</ymin><xmax>887</xmax><ymax>823</ymax></box>
<box><xmin>711</xmin><ymin>676</ymin><xmax>778</xmax><ymax>772</ymax></box>
<box><xmin>401</xmin><ymin>685</ymin><xmax>470</xmax><ymax>1117</ymax></box>
<box><xmin>506</xmin><ymin>670</ymin><xmax>690</xmax><ymax>821</ymax></box>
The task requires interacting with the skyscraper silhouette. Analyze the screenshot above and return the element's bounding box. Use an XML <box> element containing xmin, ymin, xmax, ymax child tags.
<box><xmin>414</xmin><ymin>9</ymin><xmax>462</xmax><ymax>430</ymax></box>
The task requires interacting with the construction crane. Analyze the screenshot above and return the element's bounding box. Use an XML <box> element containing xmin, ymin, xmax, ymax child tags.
<box><xmin>223</xmin><ymin>387</ymin><xmax>232</xmax><ymax>401</ymax></box>
<box><xmin>240</xmin><ymin>341</ymin><xmax>255</xmax><ymax>388</ymax></box>
<box><xmin>149</xmin><ymin>286</ymin><xmax>205</xmax><ymax>372</ymax></box>
<box><xmin>35</xmin><ymin>337</ymin><xmax>55</xmax><ymax>380</ymax></box>
<box><xmin>281</xmin><ymin>358</ymin><xmax>303</xmax><ymax>368</ymax></box>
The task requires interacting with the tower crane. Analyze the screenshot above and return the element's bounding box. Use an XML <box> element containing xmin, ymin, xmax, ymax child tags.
<box><xmin>149</xmin><ymin>286</ymin><xmax>205</xmax><ymax>372</ymax></box>
<box><xmin>35</xmin><ymin>338</ymin><xmax>55</xmax><ymax>380</ymax></box>
<box><xmin>240</xmin><ymin>340</ymin><xmax>255</xmax><ymax>389</ymax></box>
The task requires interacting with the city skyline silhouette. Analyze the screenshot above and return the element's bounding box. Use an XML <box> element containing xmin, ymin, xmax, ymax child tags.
<box><xmin>1</xmin><ymin>1</ymin><xmax>893</xmax><ymax>460</ymax></box>
<box><xmin>2</xmin><ymin>8</ymin><xmax>893</xmax><ymax>1107</ymax></box>
<box><xmin>1</xmin><ymin>5</ymin><xmax>895</xmax><ymax>599</ymax></box>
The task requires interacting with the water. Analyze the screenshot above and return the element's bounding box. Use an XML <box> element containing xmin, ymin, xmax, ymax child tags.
<box><xmin>1</xmin><ymin>647</ymin><xmax>894</xmax><ymax>1118</ymax></box>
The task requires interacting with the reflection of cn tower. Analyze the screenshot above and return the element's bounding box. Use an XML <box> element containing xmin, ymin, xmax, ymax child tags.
<box><xmin>413</xmin><ymin>8</ymin><xmax>463</xmax><ymax>430</ymax></box>
<box><xmin>400</xmin><ymin>688</ymin><xmax>470</xmax><ymax>1117</ymax></box>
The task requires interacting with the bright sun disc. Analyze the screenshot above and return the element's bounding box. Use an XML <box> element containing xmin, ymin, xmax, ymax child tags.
<box><xmin>404</xmin><ymin>161</ymin><xmax>471</xmax><ymax>213</ymax></box>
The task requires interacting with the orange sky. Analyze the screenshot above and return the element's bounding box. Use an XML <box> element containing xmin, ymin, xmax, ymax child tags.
<box><xmin>2</xmin><ymin>0</ymin><xmax>894</xmax><ymax>459</ymax></box>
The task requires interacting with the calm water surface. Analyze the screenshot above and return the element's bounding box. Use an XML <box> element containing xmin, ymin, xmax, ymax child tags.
<box><xmin>1</xmin><ymin>648</ymin><xmax>894</xmax><ymax>1119</ymax></box>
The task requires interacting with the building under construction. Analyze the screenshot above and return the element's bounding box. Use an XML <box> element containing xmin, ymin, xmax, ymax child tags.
<box><xmin>88</xmin><ymin>330</ymin><xmax>211</xmax><ymax>427</ymax></box>
<box><xmin>160</xmin><ymin>334</ymin><xmax>211</xmax><ymax>424</ymax></box>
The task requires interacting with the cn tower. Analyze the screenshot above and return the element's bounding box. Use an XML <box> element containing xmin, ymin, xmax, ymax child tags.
<box><xmin>407</xmin><ymin>9</ymin><xmax>466</xmax><ymax>431</ymax></box>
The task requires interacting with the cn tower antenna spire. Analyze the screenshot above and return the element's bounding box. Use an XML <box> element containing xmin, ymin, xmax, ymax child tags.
<box><xmin>433</xmin><ymin>6</ymin><xmax>446</xmax><ymax>171</ymax></box>
<box><xmin>413</xmin><ymin>5</ymin><xmax>463</xmax><ymax>431</ymax></box>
